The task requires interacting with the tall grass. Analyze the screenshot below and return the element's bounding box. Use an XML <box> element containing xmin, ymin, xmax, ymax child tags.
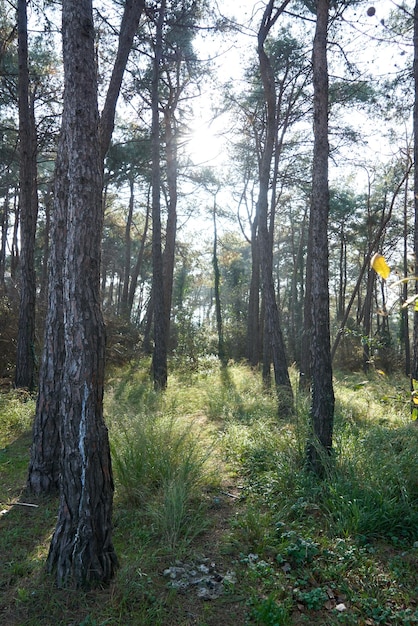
<box><xmin>219</xmin><ymin>369</ymin><xmax>418</xmax><ymax>545</ymax></box>
<box><xmin>0</xmin><ymin>389</ymin><xmax>35</xmax><ymax>448</ymax></box>
<box><xmin>107</xmin><ymin>365</ymin><xmax>218</xmax><ymax>550</ymax></box>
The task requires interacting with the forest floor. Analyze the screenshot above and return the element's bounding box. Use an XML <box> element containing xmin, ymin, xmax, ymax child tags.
<box><xmin>1</xmin><ymin>360</ymin><xmax>418</xmax><ymax>625</ymax></box>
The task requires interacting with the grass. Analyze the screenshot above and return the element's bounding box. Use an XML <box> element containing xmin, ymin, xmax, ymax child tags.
<box><xmin>1</xmin><ymin>361</ymin><xmax>418</xmax><ymax>624</ymax></box>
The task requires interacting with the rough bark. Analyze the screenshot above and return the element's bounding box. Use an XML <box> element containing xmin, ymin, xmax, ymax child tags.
<box><xmin>27</xmin><ymin>0</ymin><xmax>145</xmax><ymax>494</ymax></box>
<box><xmin>46</xmin><ymin>0</ymin><xmax>117</xmax><ymax>587</ymax></box>
<box><xmin>307</xmin><ymin>0</ymin><xmax>334</xmax><ymax>476</ymax></box>
<box><xmin>15</xmin><ymin>0</ymin><xmax>38</xmax><ymax>390</ymax></box>
<box><xmin>27</xmin><ymin>130</ymin><xmax>67</xmax><ymax>494</ymax></box>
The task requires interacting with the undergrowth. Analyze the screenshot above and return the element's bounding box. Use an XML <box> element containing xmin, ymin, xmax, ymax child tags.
<box><xmin>1</xmin><ymin>361</ymin><xmax>418</xmax><ymax>625</ymax></box>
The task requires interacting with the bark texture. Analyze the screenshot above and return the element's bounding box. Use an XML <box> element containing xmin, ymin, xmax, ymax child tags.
<box><xmin>307</xmin><ymin>0</ymin><xmax>335</xmax><ymax>475</ymax></box>
<box><xmin>15</xmin><ymin>0</ymin><xmax>38</xmax><ymax>390</ymax></box>
<box><xmin>27</xmin><ymin>0</ymin><xmax>144</xmax><ymax>495</ymax></box>
<box><xmin>46</xmin><ymin>0</ymin><xmax>117</xmax><ymax>588</ymax></box>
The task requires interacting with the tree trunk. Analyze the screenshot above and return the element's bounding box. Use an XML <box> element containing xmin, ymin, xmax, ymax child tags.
<box><xmin>307</xmin><ymin>0</ymin><xmax>335</xmax><ymax>476</ymax></box>
<box><xmin>46</xmin><ymin>0</ymin><xmax>117</xmax><ymax>588</ymax></box>
<box><xmin>27</xmin><ymin>0</ymin><xmax>145</xmax><ymax>495</ymax></box>
<box><xmin>412</xmin><ymin>0</ymin><xmax>418</xmax><ymax>389</ymax></box>
<box><xmin>27</xmin><ymin>131</ymin><xmax>67</xmax><ymax>494</ymax></box>
<box><xmin>120</xmin><ymin>178</ymin><xmax>134</xmax><ymax>317</ymax></box>
<box><xmin>257</xmin><ymin>0</ymin><xmax>293</xmax><ymax>416</ymax></box>
<box><xmin>0</xmin><ymin>186</ymin><xmax>10</xmax><ymax>286</ymax></box>
<box><xmin>247</xmin><ymin>216</ymin><xmax>261</xmax><ymax>366</ymax></box>
<box><xmin>402</xmin><ymin>173</ymin><xmax>410</xmax><ymax>376</ymax></box>
<box><xmin>213</xmin><ymin>197</ymin><xmax>226</xmax><ymax>365</ymax></box>
<box><xmin>15</xmin><ymin>0</ymin><xmax>38</xmax><ymax>390</ymax></box>
<box><xmin>162</xmin><ymin>111</ymin><xmax>178</xmax><ymax>350</ymax></box>
<box><xmin>127</xmin><ymin>189</ymin><xmax>150</xmax><ymax>316</ymax></box>
<box><xmin>151</xmin><ymin>0</ymin><xmax>168</xmax><ymax>390</ymax></box>
<box><xmin>362</xmin><ymin>269</ymin><xmax>374</xmax><ymax>373</ymax></box>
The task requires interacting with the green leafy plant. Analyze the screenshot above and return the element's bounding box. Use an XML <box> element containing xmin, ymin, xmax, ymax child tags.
<box><xmin>250</xmin><ymin>595</ymin><xmax>291</xmax><ymax>625</ymax></box>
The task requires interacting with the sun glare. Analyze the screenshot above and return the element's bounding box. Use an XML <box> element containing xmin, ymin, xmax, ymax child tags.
<box><xmin>186</xmin><ymin>121</ymin><xmax>226</xmax><ymax>168</ymax></box>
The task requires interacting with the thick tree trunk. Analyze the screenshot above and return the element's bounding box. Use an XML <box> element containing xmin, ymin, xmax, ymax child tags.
<box><xmin>15</xmin><ymin>0</ymin><xmax>38</xmax><ymax>390</ymax></box>
<box><xmin>27</xmin><ymin>133</ymin><xmax>67</xmax><ymax>494</ymax></box>
<box><xmin>307</xmin><ymin>0</ymin><xmax>334</xmax><ymax>476</ymax></box>
<box><xmin>46</xmin><ymin>0</ymin><xmax>117</xmax><ymax>588</ymax></box>
<box><xmin>27</xmin><ymin>0</ymin><xmax>145</xmax><ymax>495</ymax></box>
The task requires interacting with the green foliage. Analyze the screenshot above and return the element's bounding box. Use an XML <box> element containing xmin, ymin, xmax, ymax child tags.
<box><xmin>250</xmin><ymin>595</ymin><xmax>291</xmax><ymax>625</ymax></box>
<box><xmin>0</xmin><ymin>290</ymin><xmax>19</xmax><ymax>380</ymax></box>
<box><xmin>109</xmin><ymin>370</ymin><xmax>216</xmax><ymax>550</ymax></box>
<box><xmin>0</xmin><ymin>389</ymin><xmax>35</xmax><ymax>448</ymax></box>
<box><xmin>1</xmin><ymin>364</ymin><xmax>418</xmax><ymax>624</ymax></box>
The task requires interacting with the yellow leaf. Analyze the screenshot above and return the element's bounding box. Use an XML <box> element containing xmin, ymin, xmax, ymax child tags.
<box><xmin>371</xmin><ymin>253</ymin><xmax>390</xmax><ymax>280</ymax></box>
<box><xmin>412</xmin><ymin>407</ymin><xmax>418</xmax><ymax>421</ymax></box>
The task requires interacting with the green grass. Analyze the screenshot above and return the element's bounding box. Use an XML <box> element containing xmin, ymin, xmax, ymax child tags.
<box><xmin>1</xmin><ymin>362</ymin><xmax>418</xmax><ymax>624</ymax></box>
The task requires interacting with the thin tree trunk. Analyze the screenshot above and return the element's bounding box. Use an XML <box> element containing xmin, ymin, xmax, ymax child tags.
<box><xmin>412</xmin><ymin>0</ymin><xmax>418</xmax><ymax>389</ymax></box>
<box><xmin>0</xmin><ymin>186</ymin><xmax>9</xmax><ymax>286</ymax></box>
<box><xmin>120</xmin><ymin>178</ymin><xmax>134</xmax><ymax>317</ymax></box>
<box><xmin>362</xmin><ymin>269</ymin><xmax>374</xmax><ymax>372</ymax></box>
<box><xmin>402</xmin><ymin>172</ymin><xmax>410</xmax><ymax>376</ymax></box>
<box><xmin>256</xmin><ymin>0</ymin><xmax>293</xmax><ymax>415</ymax></box>
<box><xmin>247</xmin><ymin>214</ymin><xmax>261</xmax><ymax>366</ymax></box>
<box><xmin>127</xmin><ymin>190</ymin><xmax>150</xmax><ymax>316</ymax></box>
<box><xmin>213</xmin><ymin>197</ymin><xmax>226</xmax><ymax>365</ymax></box>
<box><xmin>15</xmin><ymin>0</ymin><xmax>38</xmax><ymax>390</ymax></box>
<box><xmin>151</xmin><ymin>0</ymin><xmax>168</xmax><ymax>390</ymax></box>
<box><xmin>163</xmin><ymin>112</ymin><xmax>178</xmax><ymax>350</ymax></box>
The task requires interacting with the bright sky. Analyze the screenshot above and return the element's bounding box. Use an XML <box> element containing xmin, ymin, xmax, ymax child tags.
<box><xmin>188</xmin><ymin>0</ymin><xmax>412</xmax><ymax>175</ymax></box>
